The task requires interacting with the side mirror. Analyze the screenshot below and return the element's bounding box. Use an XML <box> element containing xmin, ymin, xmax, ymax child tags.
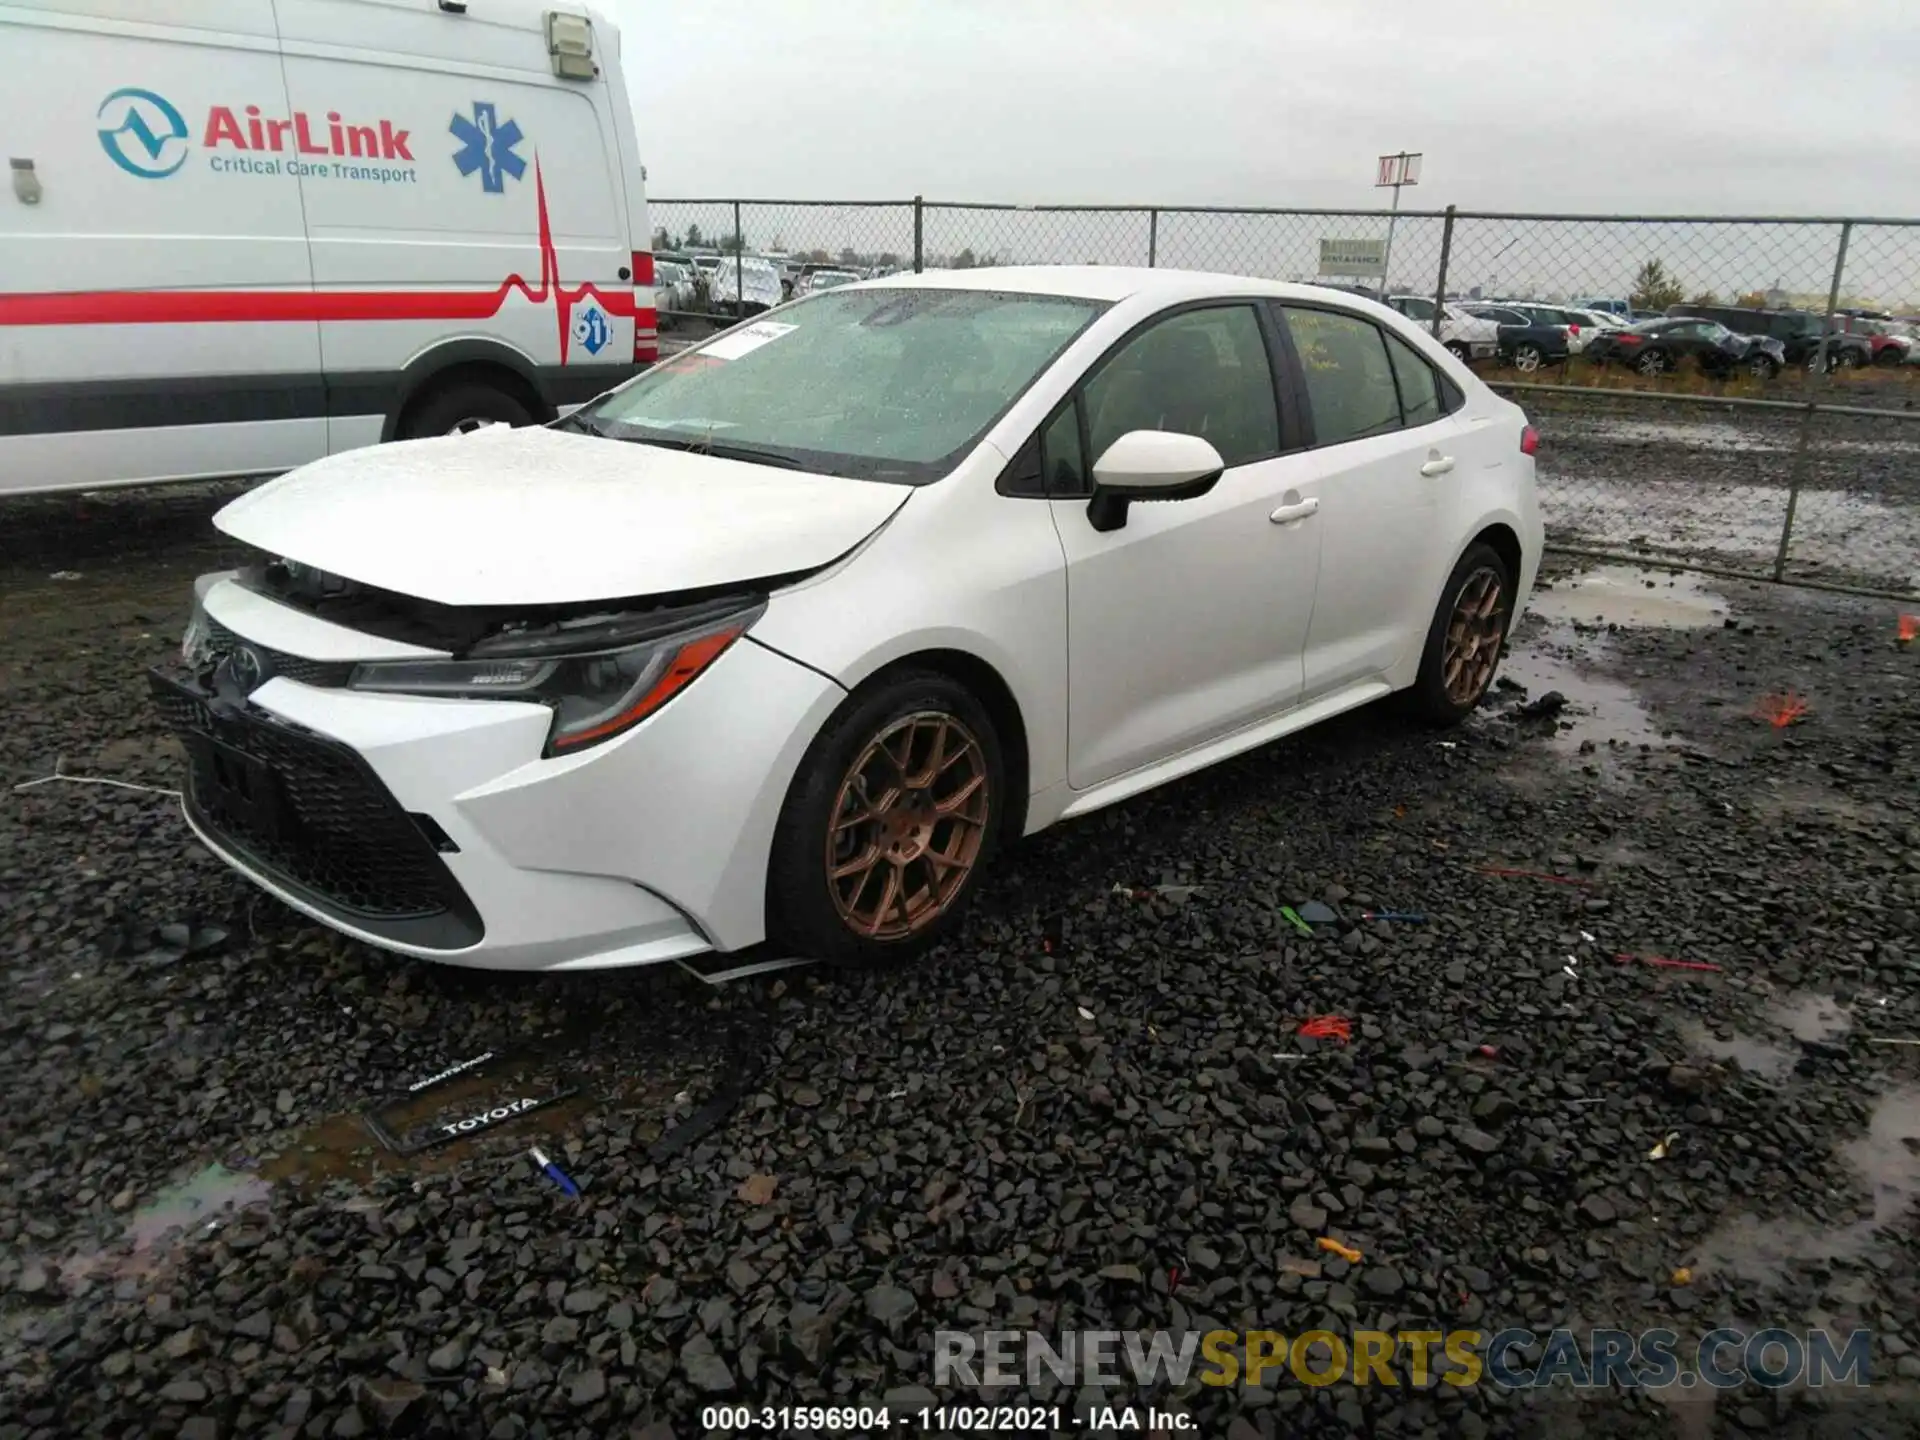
<box><xmin>1086</xmin><ymin>430</ymin><xmax>1226</xmax><ymax>533</ymax></box>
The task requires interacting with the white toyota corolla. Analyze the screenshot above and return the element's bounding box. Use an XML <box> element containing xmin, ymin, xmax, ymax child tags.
<box><xmin>154</xmin><ymin>268</ymin><xmax>1542</xmax><ymax>972</ymax></box>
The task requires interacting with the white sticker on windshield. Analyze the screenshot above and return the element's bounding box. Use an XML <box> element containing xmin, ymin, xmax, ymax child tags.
<box><xmin>700</xmin><ymin>321</ymin><xmax>798</xmax><ymax>361</ymax></box>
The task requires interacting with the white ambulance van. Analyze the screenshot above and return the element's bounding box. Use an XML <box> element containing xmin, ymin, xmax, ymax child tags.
<box><xmin>0</xmin><ymin>0</ymin><xmax>656</xmax><ymax>496</ymax></box>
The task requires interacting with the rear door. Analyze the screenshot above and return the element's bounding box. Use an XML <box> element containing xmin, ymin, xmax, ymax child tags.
<box><xmin>1270</xmin><ymin>303</ymin><xmax>1480</xmax><ymax>696</ymax></box>
<box><xmin>0</xmin><ymin>0</ymin><xmax>324</xmax><ymax>494</ymax></box>
<box><xmin>271</xmin><ymin>0</ymin><xmax>637</xmax><ymax>449</ymax></box>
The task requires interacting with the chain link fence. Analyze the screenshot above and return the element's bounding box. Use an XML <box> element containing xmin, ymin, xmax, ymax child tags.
<box><xmin>648</xmin><ymin>198</ymin><xmax>1920</xmax><ymax>598</ymax></box>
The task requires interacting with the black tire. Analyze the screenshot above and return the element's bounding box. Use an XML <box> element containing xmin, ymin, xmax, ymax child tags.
<box><xmin>1407</xmin><ymin>542</ymin><xmax>1516</xmax><ymax>726</ymax></box>
<box><xmin>1834</xmin><ymin>348</ymin><xmax>1863</xmax><ymax>370</ymax></box>
<box><xmin>1748</xmin><ymin>355</ymin><xmax>1780</xmax><ymax>380</ymax></box>
<box><xmin>1445</xmin><ymin>341</ymin><xmax>1471</xmax><ymax>363</ymax></box>
<box><xmin>1512</xmin><ymin>342</ymin><xmax>1545</xmax><ymax>373</ymax></box>
<box><xmin>398</xmin><ymin>379</ymin><xmax>535</xmax><ymax>440</ymax></box>
<box><xmin>767</xmin><ymin>670</ymin><xmax>1006</xmax><ymax>967</ymax></box>
<box><xmin>1875</xmin><ymin>347</ymin><xmax>1903</xmax><ymax>368</ymax></box>
<box><xmin>1635</xmin><ymin>349</ymin><xmax>1670</xmax><ymax>377</ymax></box>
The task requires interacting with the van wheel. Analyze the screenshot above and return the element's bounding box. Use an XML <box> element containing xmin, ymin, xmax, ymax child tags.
<box><xmin>399</xmin><ymin>381</ymin><xmax>534</xmax><ymax>440</ymax></box>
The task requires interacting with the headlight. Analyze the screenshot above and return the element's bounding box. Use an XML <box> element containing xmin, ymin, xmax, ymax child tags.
<box><xmin>347</xmin><ymin>599</ymin><xmax>765</xmax><ymax>756</ymax></box>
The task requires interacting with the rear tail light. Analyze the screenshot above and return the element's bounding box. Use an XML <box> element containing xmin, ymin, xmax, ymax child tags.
<box><xmin>1568</xmin><ymin>323</ymin><xmax>1581</xmax><ymax>336</ymax></box>
<box><xmin>1617</xmin><ymin>333</ymin><xmax>1644</xmax><ymax>346</ymax></box>
<box><xmin>631</xmin><ymin>249</ymin><xmax>658</xmax><ymax>364</ymax></box>
<box><xmin>1520</xmin><ymin>425</ymin><xmax>1540</xmax><ymax>456</ymax></box>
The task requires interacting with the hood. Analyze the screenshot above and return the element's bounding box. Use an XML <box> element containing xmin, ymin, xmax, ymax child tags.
<box><xmin>214</xmin><ymin>425</ymin><xmax>912</xmax><ymax>608</ymax></box>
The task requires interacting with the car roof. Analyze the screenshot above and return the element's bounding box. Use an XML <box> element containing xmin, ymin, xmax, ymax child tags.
<box><xmin>863</xmin><ymin>265</ymin><xmax>1391</xmax><ymax>306</ymax></box>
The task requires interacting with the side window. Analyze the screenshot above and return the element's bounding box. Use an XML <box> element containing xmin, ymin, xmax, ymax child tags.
<box><xmin>1384</xmin><ymin>333</ymin><xmax>1444</xmax><ymax>428</ymax></box>
<box><xmin>1280</xmin><ymin>307</ymin><xmax>1404</xmax><ymax>446</ymax></box>
<box><xmin>1041</xmin><ymin>401</ymin><xmax>1087</xmax><ymax>496</ymax></box>
<box><xmin>1083</xmin><ymin>306</ymin><xmax>1281</xmax><ymax>470</ymax></box>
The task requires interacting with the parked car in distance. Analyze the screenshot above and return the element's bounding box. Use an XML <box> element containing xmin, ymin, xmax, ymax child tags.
<box><xmin>653</xmin><ymin>261</ymin><xmax>696</xmax><ymax>323</ymax></box>
<box><xmin>1493</xmin><ymin>302</ymin><xmax>1597</xmax><ymax>354</ymax></box>
<box><xmin>1386</xmin><ymin>296</ymin><xmax>1501</xmax><ymax>363</ymax></box>
<box><xmin>1461</xmin><ymin>305</ymin><xmax>1571</xmax><ymax>371</ymax></box>
<box><xmin>1576</xmin><ymin>298</ymin><xmax>1634</xmax><ymax>318</ymax></box>
<box><xmin>1565</xmin><ymin>307</ymin><xmax>1629</xmax><ymax>334</ymax></box>
<box><xmin>1667</xmin><ymin>305</ymin><xmax>1872</xmax><ymax>373</ymax></box>
<box><xmin>795</xmin><ymin>268</ymin><xmax>862</xmax><ymax>298</ymax></box>
<box><xmin>154</xmin><ymin>267</ymin><xmax>1541</xmax><ymax>972</ymax></box>
<box><xmin>706</xmin><ymin>256</ymin><xmax>785</xmax><ymax>316</ymax></box>
<box><xmin>1588</xmin><ymin>317</ymin><xmax>1786</xmax><ymax>378</ymax></box>
<box><xmin>1839</xmin><ymin>315</ymin><xmax>1917</xmax><ymax>367</ymax></box>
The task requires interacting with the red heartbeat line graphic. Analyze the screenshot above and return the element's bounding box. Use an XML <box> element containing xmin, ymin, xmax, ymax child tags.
<box><xmin>0</xmin><ymin>159</ymin><xmax>648</xmax><ymax>357</ymax></box>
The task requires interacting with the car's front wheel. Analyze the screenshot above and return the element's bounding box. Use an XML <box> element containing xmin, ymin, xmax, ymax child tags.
<box><xmin>768</xmin><ymin>672</ymin><xmax>1005</xmax><ymax>966</ymax></box>
<box><xmin>1748</xmin><ymin>354</ymin><xmax>1780</xmax><ymax>379</ymax></box>
<box><xmin>1407</xmin><ymin>542</ymin><xmax>1515</xmax><ymax>725</ymax></box>
<box><xmin>1446</xmin><ymin>341</ymin><xmax>1472</xmax><ymax>363</ymax></box>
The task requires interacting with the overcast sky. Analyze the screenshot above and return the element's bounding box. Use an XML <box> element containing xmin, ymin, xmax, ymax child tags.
<box><xmin>608</xmin><ymin>0</ymin><xmax>1920</xmax><ymax>217</ymax></box>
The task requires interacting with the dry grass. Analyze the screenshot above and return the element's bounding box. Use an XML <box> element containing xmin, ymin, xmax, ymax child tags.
<box><xmin>1485</xmin><ymin>355</ymin><xmax>1920</xmax><ymax>403</ymax></box>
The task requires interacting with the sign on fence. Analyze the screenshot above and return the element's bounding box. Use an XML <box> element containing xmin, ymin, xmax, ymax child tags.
<box><xmin>1319</xmin><ymin>237</ymin><xmax>1387</xmax><ymax>278</ymax></box>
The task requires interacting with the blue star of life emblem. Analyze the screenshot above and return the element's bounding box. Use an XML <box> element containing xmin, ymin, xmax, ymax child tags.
<box><xmin>450</xmin><ymin>101</ymin><xmax>525</xmax><ymax>194</ymax></box>
<box><xmin>573</xmin><ymin>304</ymin><xmax>612</xmax><ymax>356</ymax></box>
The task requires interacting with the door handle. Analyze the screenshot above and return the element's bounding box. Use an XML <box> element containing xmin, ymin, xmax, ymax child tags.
<box><xmin>1420</xmin><ymin>455</ymin><xmax>1456</xmax><ymax>477</ymax></box>
<box><xmin>1269</xmin><ymin>498</ymin><xmax>1319</xmax><ymax>524</ymax></box>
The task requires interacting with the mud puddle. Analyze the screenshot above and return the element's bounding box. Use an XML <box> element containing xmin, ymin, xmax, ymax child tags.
<box><xmin>1682</xmin><ymin>990</ymin><xmax>1852</xmax><ymax>1081</ymax></box>
<box><xmin>1485</xmin><ymin>566</ymin><xmax>1733</xmax><ymax>767</ymax></box>
<box><xmin>42</xmin><ymin>1042</ymin><xmax>723</xmax><ymax>1290</ymax></box>
<box><xmin>1527</xmin><ymin>565</ymin><xmax>1730</xmax><ymax>630</ymax></box>
<box><xmin>1690</xmin><ymin>1083</ymin><xmax>1920</xmax><ymax>1283</ymax></box>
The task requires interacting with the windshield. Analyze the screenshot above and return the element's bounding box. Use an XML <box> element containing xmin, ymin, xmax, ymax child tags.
<box><xmin>811</xmin><ymin>271</ymin><xmax>858</xmax><ymax>289</ymax></box>
<box><xmin>1396</xmin><ymin>297</ymin><xmax>1435</xmax><ymax>320</ymax></box>
<box><xmin>578</xmin><ymin>287</ymin><xmax>1108</xmax><ymax>484</ymax></box>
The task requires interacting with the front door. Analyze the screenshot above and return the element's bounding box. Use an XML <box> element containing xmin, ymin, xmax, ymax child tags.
<box><xmin>1046</xmin><ymin>303</ymin><xmax>1323</xmax><ymax>790</ymax></box>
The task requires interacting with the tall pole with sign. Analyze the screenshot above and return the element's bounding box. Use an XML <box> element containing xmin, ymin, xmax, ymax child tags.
<box><xmin>1375</xmin><ymin>151</ymin><xmax>1422</xmax><ymax>299</ymax></box>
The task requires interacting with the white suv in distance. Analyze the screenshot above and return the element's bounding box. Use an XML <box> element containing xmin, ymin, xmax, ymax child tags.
<box><xmin>1386</xmin><ymin>296</ymin><xmax>1500</xmax><ymax>363</ymax></box>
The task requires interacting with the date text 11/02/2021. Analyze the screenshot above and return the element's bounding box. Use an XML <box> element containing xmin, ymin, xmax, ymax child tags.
<box><xmin>699</xmin><ymin>1406</ymin><xmax>1190</xmax><ymax>1432</ymax></box>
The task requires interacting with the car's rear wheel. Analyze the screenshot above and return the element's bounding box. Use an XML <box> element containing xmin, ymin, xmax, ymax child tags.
<box><xmin>1636</xmin><ymin>349</ymin><xmax>1670</xmax><ymax>377</ymax></box>
<box><xmin>1875</xmin><ymin>347</ymin><xmax>1904</xmax><ymax>368</ymax></box>
<box><xmin>1835</xmin><ymin>348</ymin><xmax>1863</xmax><ymax>370</ymax></box>
<box><xmin>1512</xmin><ymin>342</ymin><xmax>1545</xmax><ymax>373</ymax></box>
<box><xmin>1408</xmin><ymin>542</ymin><xmax>1515</xmax><ymax>726</ymax></box>
<box><xmin>1748</xmin><ymin>354</ymin><xmax>1780</xmax><ymax>379</ymax></box>
<box><xmin>1446</xmin><ymin>341</ymin><xmax>1471</xmax><ymax>363</ymax></box>
<box><xmin>768</xmin><ymin>672</ymin><xmax>1005</xmax><ymax>966</ymax></box>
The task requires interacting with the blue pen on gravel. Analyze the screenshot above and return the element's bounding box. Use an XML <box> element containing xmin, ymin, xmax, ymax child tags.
<box><xmin>529</xmin><ymin>1146</ymin><xmax>580</xmax><ymax>1198</ymax></box>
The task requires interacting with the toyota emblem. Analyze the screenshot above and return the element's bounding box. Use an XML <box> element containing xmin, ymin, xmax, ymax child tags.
<box><xmin>225</xmin><ymin>646</ymin><xmax>265</xmax><ymax>692</ymax></box>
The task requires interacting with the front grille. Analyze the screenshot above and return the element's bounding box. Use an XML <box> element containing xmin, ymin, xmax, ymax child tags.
<box><xmin>149</xmin><ymin>672</ymin><xmax>482</xmax><ymax>949</ymax></box>
<box><xmin>203</xmin><ymin>616</ymin><xmax>354</xmax><ymax>688</ymax></box>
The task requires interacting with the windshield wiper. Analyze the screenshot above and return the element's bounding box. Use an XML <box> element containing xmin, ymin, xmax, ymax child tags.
<box><xmin>632</xmin><ymin>435</ymin><xmax>805</xmax><ymax>469</ymax></box>
<box><xmin>554</xmin><ymin>411</ymin><xmax>621</xmax><ymax>438</ymax></box>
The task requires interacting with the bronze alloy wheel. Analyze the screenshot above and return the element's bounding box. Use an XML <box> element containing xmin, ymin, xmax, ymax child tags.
<box><xmin>825</xmin><ymin>711</ymin><xmax>992</xmax><ymax>941</ymax></box>
<box><xmin>1441</xmin><ymin>566</ymin><xmax>1508</xmax><ymax>707</ymax></box>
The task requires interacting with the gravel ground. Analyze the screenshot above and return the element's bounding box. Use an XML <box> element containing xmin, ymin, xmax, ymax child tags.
<box><xmin>3</xmin><ymin>469</ymin><xmax>1919</xmax><ymax>1440</ymax></box>
<box><xmin>1529</xmin><ymin>404</ymin><xmax>1920</xmax><ymax>596</ymax></box>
